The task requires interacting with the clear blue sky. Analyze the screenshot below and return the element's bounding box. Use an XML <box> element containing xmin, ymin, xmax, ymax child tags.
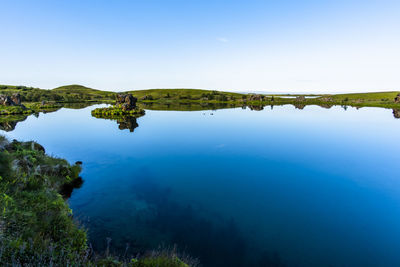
<box><xmin>1</xmin><ymin>0</ymin><xmax>399</xmax><ymax>93</ymax></box>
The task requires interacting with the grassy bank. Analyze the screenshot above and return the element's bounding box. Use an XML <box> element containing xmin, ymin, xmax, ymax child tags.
<box><xmin>0</xmin><ymin>137</ymin><xmax>87</xmax><ymax>265</ymax></box>
<box><xmin>0</xmin><ymin>137</ymin><xmax>194</xmax><ymax>266</ymax></box>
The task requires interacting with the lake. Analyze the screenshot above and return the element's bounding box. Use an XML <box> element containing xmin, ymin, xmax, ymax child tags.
<box><xmin>2</xmin><ymin>104</ymin><xmax>400</xmax><ymax>267</ymax></box>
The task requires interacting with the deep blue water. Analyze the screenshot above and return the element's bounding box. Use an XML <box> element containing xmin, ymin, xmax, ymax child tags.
<box><xmin>2</xmin><ymin>104</ymin><xmax>400</xmax><ymax>267</ymax></box>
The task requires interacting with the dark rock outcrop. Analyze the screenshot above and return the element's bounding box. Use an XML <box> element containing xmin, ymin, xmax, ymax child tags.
<box><xmin>249</xmin><ymin>94</ymin><xmax>264</xmax><ymax>101</ymax></box>
<box><xmin>0</xmin><ymin>93</ymin><xmax>25</xmax><ymax>108</ymax></box>
<box><xmin>295</xmin><ymin>96</ymin><xmax>306</xmax><ymax>102</ymax></box>
<box><xmin>0</xmin><ymin>95</ymin><xmax>15</xmax><ymax>106</ymax></box>
<box><xmin>116</xmin><ymin>93</ymin><xmax>137</xmax><ymax>111</ymax></box>
<box><xmin>394</xmin><ymin>93</ymin><xmax>400</xmax><ymax>103</ymax></box>
<box><xmin>11</xmin><ymin>93</ymin><xmax>21</xmax><ymax>105</ymax></box>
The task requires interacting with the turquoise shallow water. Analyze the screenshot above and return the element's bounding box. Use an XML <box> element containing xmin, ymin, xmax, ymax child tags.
<box><xmin>3</xmin><ymin>104</ymin><xmax>400</xmax><ymax>267</ymax></box>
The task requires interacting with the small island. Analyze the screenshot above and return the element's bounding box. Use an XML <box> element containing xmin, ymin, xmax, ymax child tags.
<box><xmin>91</xmin><ymin>93</ymin><xmax>145</xmax><ymax>117</ymax></box>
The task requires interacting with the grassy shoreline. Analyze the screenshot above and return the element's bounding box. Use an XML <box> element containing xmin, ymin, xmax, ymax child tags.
<box><xmin>0</xmin><ymin>137</ymin><xmax>194</xmax><ymax>266</ymax></box>
<box><xmin>0</xmin><ymin>84</ymin><xmax>399</xmax><ymax>115</ymax></box>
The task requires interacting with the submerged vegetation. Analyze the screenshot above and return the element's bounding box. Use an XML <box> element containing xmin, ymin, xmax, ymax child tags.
<box><xmin>0</xmin><ymin>136</ymin><xmax>195</xmax><ymax>266</ymax></box>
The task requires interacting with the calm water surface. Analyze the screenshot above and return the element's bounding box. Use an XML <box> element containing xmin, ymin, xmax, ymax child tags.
<box><xmin>2</xmin><ymin>105</ymin><xmax>400</xmax><ymax>267</ymax></box>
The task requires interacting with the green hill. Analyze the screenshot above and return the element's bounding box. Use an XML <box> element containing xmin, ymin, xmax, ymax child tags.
<box><xmin>53</xmin><ymin>84</ymin><xmax>112</xmax><ymax>94</ymax></box>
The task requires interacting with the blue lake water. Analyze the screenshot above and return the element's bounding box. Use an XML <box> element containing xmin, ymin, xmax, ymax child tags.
<box><xmin>2</xmin><ymin>104</ymin><xmax>400</xmax><ymax>267</ymax></box>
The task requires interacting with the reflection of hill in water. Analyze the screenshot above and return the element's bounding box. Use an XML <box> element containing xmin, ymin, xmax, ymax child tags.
<box><xmin>92</xmin><ymin>114</ymin><xmax>141</xmax><ymax>132</ymax></box>
<box><xmin>0</xmin><ymin>115</ymin><xmax>28</xmax><ymax>132</ymax></box>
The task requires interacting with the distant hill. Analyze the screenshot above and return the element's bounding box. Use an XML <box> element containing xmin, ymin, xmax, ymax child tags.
<box><xmin>52</xmin><ymin>84</ymin><xmax>115</xmax><ymax>97</ymax></box>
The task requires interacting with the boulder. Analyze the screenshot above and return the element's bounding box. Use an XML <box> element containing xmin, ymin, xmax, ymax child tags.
<box><xmin>0</xmin><ymin>93</ymin><xmax>25</xmax><ymax>108</ymax></box>
<box><xmin>11</xmin><ymin>93</ymin><xmax>21</xmax><ymax>105</ymax></box>
<box><xmin>249</xmin><ymin>94</ymin><xmax>264</xmax><ymax>101</ymax></box>
<box><xmin>116</xmin><ymin>93</ymin><xmax>137</xmax><ymax>111</ymax></box>
<box><xmin>0</xmin><ymin>95</ymin><xmax>15</xmax><ymax>106</ymax></box>
<box><xmin>295</xmin><ymin>96</ymin><xmax>306</xmax><ymax>102</ymax></box>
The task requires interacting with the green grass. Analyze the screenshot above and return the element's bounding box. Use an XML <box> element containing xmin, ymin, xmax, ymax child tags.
<box><xmin>0</xmin><ymin>137</ymin><xmax>87</xmax><ymax>265</ymax></box>
<box><xmin>91</xmin><ymin>106</ymin><xmax>145</xmax><ymax>116</ymax></box>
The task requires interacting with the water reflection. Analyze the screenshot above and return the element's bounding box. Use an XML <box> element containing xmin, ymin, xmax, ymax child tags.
<box><xmin>248</xmin><ymin>105</ymin><xmax>264</xmax><ymax>111</ymax></box>
<box><xmin>393</xmin><ymin>109</ymin><xmax>400</xmax><ymax>119</ymax></box>
<box><xmin>0</xmin><ymin>115</ymin><xmax>28</xmax><ymax>131</ymax></box>
<box><xmin>92</xmin><ymin>114</ymin><xmax>140</xmax><ymax>132</ymax></box>
<box><xmin>63</xmin><ymin>102</ymin><xmax>101</xmax><ymax>109</ymax></box>
<box><xmin>138</xmin><ymin>101</ymin><xmax>242</xmax><ymax>111</ymax></box>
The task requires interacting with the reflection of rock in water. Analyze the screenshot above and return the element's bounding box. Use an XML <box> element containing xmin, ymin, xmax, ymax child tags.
<box><xmin>117</xmin><ymin>116</ymin><xmax>139</xmax><ymax>132</ymax></box>
<box><xmin>393</xmin><ymin>109</ymin><xmax>400</xmax><ymax>119</ymax></box>
<box><xmin>249</xmin><ymin>105</ymin><xmax>265</xmax><ymax>111</ymax></box>
<box><xmin>92</xmin><ymin>114</ymin><xmax>140</xmax><ymax>132</ymax></box>
<box><xmin>293</xmin><ymin>103</ymin><xmax>305</xmax><ymax>110</ymax></box>
<box><xmin>318</xmin><ymin>104</ymin><xmax>333</xmax><ymax>109</ymax></box>
<box><xmin>0</xmin><ymin>115</ymin><xmax>28</xmax><ymax>132</ymax></box>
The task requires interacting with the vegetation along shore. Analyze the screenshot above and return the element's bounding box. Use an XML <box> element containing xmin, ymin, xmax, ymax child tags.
<box><xmin>0</xmin><ymin>136</ymin><xmax>195</xmax><ymax>266</ymax></box>
<box><xmin>1</xmin><ymin>84</ymin><xmax>400</xmax><ymax>116</ymax></box>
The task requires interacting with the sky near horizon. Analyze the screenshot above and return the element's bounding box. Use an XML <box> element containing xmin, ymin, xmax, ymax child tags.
<box><xmin>1</xmin><ymin>0</ymin><xmax>399</xmax><ymax>93</ymax></box>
